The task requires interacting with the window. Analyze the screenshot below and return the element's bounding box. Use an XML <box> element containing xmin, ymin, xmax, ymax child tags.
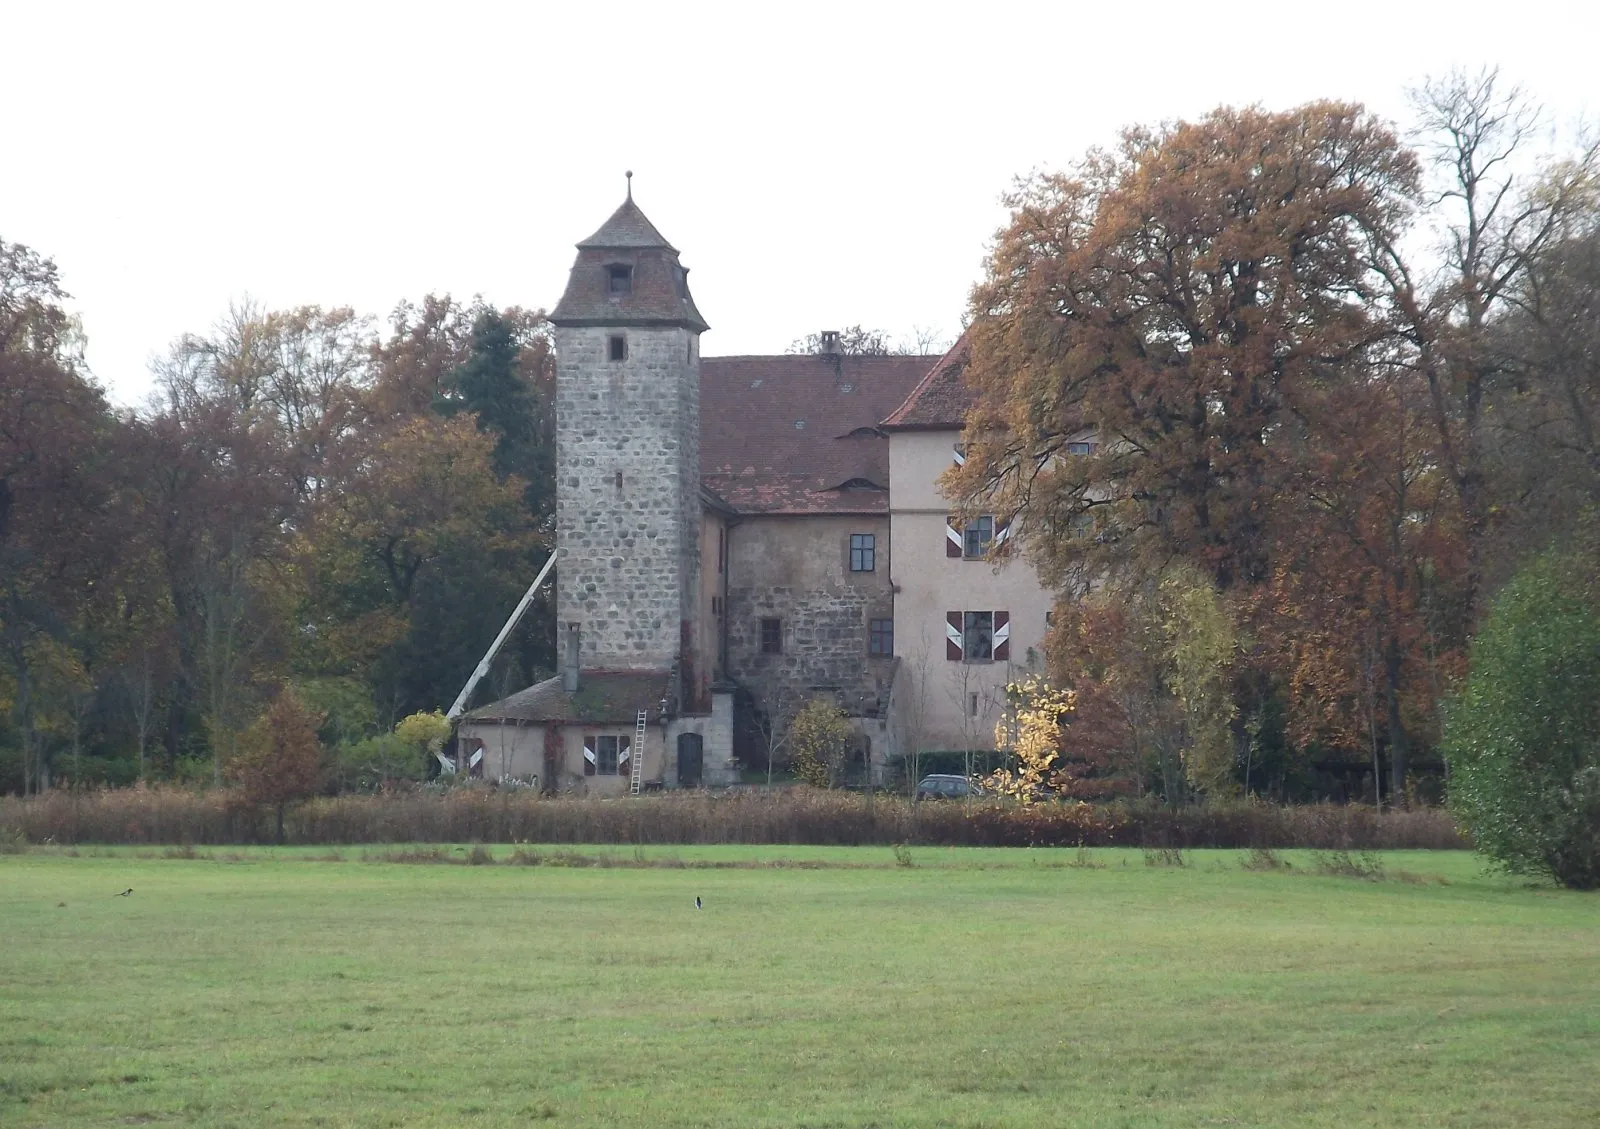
<box><xmin>1066</xmin><ymin>441</ymin><xmax>1097</xmax><ymax>455</ymax></box>
<box><xmin>849</xmin><ymin>533</ymin><xmax>875</xmax><ymax>572</ymax></box>
<box><xmin>760</xmin><ymin>617</ymin><xmax>782</xmax><ymax>654</ymax></box>
<box><xmin>969</xmin><ymin>693</ymin><xmax>979</xmax><ymax>717</ymax></box>
<box><xmin>718</xmin><ymin>527</ymin><xmax>725</xmax><ymax>573</ymax></box>
<box><xmin>869</xmin><ymin>617</ymin><xmax>893</xmax><ymax>656</ymax></box>
<box><xmin>608</xmin><ymin>334</ymin><xmax>627</xmax><ymax>361</ymax></box>
<box><xmin>963</xmin><ymin>516</ymin><xmax>993</xmax><ymax>559</ymax></box>
<box><xmin>949</xmin><ymin>515</ymin><xmax>1009</xmax><ymax>559</ymax></box>
<box><xmin>606</xmin><ymin>264</ymin><xmax>632</xmax><ymax>296</ymax></box>
<box><xmin>945</xmin><ymin>610</ymin><xmax>1011</xmax><ymax>662</ymax></box>
<box><xmin>964</xmin><ymin>611</ymin><xmax>994</xmax><ymax>661</ymax></box>
<box><xmin>582</xmin><ymin>734</ymin><xmax>631</xmax><ymax>776</ymax></box>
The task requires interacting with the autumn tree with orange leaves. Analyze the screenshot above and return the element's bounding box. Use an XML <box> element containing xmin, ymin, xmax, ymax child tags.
<box><xmin>228</xmin><ymin>688</ymin><xmax>325</xmax><ymax>843</ymax></box>
<box><xmin>948</xmin><ymin>101</ymin><xmax>1477</xmax><ymax>803</ymax></box>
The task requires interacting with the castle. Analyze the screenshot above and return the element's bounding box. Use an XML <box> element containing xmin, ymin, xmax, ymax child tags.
<box><xmin>454</xmin><ymin>192</ymin><xmax>1055</xmax><ymax>790</ymax></box>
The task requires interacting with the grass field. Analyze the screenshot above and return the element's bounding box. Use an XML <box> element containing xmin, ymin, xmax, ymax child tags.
<box><xmin>1</xmin><ymin>846</ymin><xmax>1596</xmax><ymax>1128</ymax></box>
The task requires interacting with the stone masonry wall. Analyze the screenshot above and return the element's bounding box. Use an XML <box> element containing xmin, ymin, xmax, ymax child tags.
<box><xmin>555</xmin><ymin>325</ymin><xmax>699</xmax><ymax>671</ymax></box>
<box><xmin>677</xmin><ymin>331</ymin><xmax>702</xmax><ymax>697</ymax></box>
<box><xmin>725</xmin><ymin>515</ymin><xmax>894</xmax><ymax>726</ymax></box>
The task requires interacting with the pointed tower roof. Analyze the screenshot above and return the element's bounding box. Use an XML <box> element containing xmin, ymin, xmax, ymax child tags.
<box><xmin>550</xmin><ymin>189</ymin><xmax>708</xmax><ymax>332</ymax></box>
<box><xmin>576</xmin><ymin>196</ymin><xmax>677</xmax><ymax>251</ymax></box>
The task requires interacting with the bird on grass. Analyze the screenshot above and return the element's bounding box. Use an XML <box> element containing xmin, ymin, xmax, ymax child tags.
<box><xmin>115</xmin><ymin>888</ymin><xmax>132</xmax><ymax>897</ymax></box>
<box><xmin>695</xmin><ymin>896</ymin><xmax>702</xmax><ymax>910</ymax></box>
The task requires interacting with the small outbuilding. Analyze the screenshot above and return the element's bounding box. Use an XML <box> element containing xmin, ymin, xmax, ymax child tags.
<box><xmin>457</xmin><ymin>669</ymin><xmax>735</xmax><ymax>794</ymax></box>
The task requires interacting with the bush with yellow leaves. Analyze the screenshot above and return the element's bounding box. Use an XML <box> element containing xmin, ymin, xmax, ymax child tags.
<box><xmin>986</xmin><ymin>678</ymin><xmax>1077</xmax><ymax>803</ymax></box>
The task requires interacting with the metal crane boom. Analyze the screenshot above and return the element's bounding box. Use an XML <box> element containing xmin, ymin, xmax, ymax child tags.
<box><xmin>445</xmin><ymin>552</ymin><xmax>557</xmax><ymax>720</ymax></box>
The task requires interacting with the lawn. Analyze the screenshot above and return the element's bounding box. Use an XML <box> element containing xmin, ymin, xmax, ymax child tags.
<box><xmin>1</xmin><ymin>847</ymin><xmax>1596</xmax><ymax>1128</ymax></box>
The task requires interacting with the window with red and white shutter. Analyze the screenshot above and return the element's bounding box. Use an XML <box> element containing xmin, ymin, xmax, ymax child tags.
<box><xmin>944</xmin><ymin>610</ymin><xmax>1011</xmax><ymax>662</ymax></box>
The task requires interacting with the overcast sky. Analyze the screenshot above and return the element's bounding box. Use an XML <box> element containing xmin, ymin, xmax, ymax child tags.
<box><xmin>6</xmin><ymin>0</ymin><xmax>1596</xmax><ymax>406</ymax></box>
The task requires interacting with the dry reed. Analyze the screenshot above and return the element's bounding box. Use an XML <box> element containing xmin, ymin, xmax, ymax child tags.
<box><xmin>0</xmin><ymin>785</ymin><xmax>1467</xmax><ymax>850</ymax></box>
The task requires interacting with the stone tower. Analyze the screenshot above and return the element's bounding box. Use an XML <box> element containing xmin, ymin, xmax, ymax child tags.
<box><xmin>549</xmin><ymin>189</ymin><xmax>708</xmax><ymax>689</ymax></box>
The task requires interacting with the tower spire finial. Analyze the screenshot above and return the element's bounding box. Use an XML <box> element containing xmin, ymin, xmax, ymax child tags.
<box><xmin>625</xmin><ymin>169</ymin><xmax>633</xmax><ymax>201</ymax></box>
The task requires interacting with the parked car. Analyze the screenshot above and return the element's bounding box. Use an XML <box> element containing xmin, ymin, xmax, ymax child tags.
<box><xmin>915</xmin><ymin>774</ymin><xmax>982</xmax><ymax>800</ymax></box>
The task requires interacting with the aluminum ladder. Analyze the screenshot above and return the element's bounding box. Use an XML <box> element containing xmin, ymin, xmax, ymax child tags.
<box><xmin>629</xmin><ymin>709</ymin><xmax>647</xmax><ymax>795</ymax></box>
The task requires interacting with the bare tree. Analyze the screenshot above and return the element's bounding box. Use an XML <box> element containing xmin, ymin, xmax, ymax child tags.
<box><xmin>196</xmin><ymin>530</ymin><xmax>257</xmax><ymax>784</ymax></box>
<box><xmin>759</xmin><ymin>706</ymin><xmax>791</xmax><ymax>787</ymax></box>
<box><xmin>787</xmin><ymin>324</ymin><xmax>951</xmax><ymax>357</ymax></box>
<box><xmin>1392</xmin><ymin>68</ymin><xmax>1600</xmax><ymax>610</ymax></box>
<box><xmin>787</xmin><ymin>325</ymin><xmax>894</xmax><ymax>356</ymax></box>
<box><xmin>891</xmin><ymin>628</ymin><xmax>939</xmax><ymax>796</ymax></box>
<box><xmin>127</xmin><ymin>648</ymin><xmax>157</xmax><ymax>780</ymax></box>
<box><xmin>945</xmin><ymin>660</ymin><xmax>1006</xmax><ymax>785</ymax></box>
<box><xmin>903</xmin><ymin>325</ymin><xmax>952</xmax><ymax>356</ymax></box>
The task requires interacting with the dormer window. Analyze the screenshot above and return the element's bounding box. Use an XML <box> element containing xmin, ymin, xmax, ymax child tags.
<box><xmin>607</xmin><ymin>264</ymin><xmax>632</xmax><ymax>296</ymax></box>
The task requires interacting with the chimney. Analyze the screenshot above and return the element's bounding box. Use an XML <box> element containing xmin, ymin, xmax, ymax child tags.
<box><xmin>819</xmin><ymin>329</ymin><xmax>841</xmax><ymax>355</ymax></box>
<box><xmin>563</xmin><ymin>622</ymin><xmax>581</xmax><ymax>693</ymax></box>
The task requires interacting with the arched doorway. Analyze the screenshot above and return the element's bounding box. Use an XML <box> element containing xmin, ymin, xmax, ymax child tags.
<box><xmin>676</xmin><ymin>732</ymin><xmax>704</xmax><ymax>788</ymax></box>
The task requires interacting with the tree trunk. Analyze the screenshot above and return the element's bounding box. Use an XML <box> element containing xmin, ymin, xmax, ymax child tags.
<box><xmin>1384</xmin><ymin>634</ymin><xmax>1409</xmax><ymax>809</ymax></box>
<box><xmin>1364</xmin><ymin>642</ymin><xmax>1383</xmax><ymax>812</ymax></box>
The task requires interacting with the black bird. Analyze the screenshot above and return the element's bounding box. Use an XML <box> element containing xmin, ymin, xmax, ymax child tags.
<box><xmin>115</xmin><ymin>888</ymin><xmax>132</xmax><ymax>897</ymax></box>
<box><xmin>695</xmin><ymin>896</ymin><xmax>702</xmax><ymax>910</ymax></box>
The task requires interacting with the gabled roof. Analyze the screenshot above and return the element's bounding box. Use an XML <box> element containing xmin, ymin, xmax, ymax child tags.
<box><xmin>460</xmin><ymin>670</ymin><xmax>671</xmax><ymax>726</ymax></box>
<box><xmin>699</xmin><ymin>353</ymin><xmax>937</xmax><ymax>515</ymax></box>
<box><xmin>880</xmin><ymin>330</ymin><xmax>973</xmax><ymax>431</ymax></box>
<box><xmin>576</xmin><ymin>196</ymin><xmax>676</xmax><ymax>251</ymax></box>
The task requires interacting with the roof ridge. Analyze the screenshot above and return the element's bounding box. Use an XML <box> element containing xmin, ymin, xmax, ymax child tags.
<box><xmin>702</xmin><ymin>353</ymin><xmax>943</xmax><ymax>363</ymax></box>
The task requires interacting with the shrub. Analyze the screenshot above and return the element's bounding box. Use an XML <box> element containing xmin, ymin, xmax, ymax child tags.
<box><xmin>334</xmin><ymin>734</ymin><xmax>424</xmax><ymax>792</ymax></box>
<box><xmin>229</xmin><ymin>690</ymin><xmax>326</xmax><ymax>843</ymax></box>
<box><xmin>395</xmin><ymin>712</ymin><xmax>450</xmax><ymax>772</ymax></box>
<box><xmin>788</xmin><ymin>701</ymin><xmax>853</xmax><ymax>788</ymax></box>
<box><xmin>1309</xmin><ymin>850</ymin><xmax>1385</xmax><ymax>880</ymax></box>
<box><xmin>1241</xmin><ymin>847</ymin><xmax>1288</xmax><ymax>871</ymax></box>
<box><xmin>1444</xmin><ymin>554</ymin><xmax>1600</xmax><ymax>889</ymax></box>
<box><xmin>985</xmin><ymin>678</ymin><xmax>1076</xmax><ymax>802</ymax></box>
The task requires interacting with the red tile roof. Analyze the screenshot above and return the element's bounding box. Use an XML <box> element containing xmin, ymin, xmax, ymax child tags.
<box><xmin>880</xmin><ymin>331</ymin><xmax>973</xmax><ymax>430</ymax></box>
<box><xmin>699</xmin><ymin>353</ymin><xmax>938</xmax><ymax>515</ymax></box>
